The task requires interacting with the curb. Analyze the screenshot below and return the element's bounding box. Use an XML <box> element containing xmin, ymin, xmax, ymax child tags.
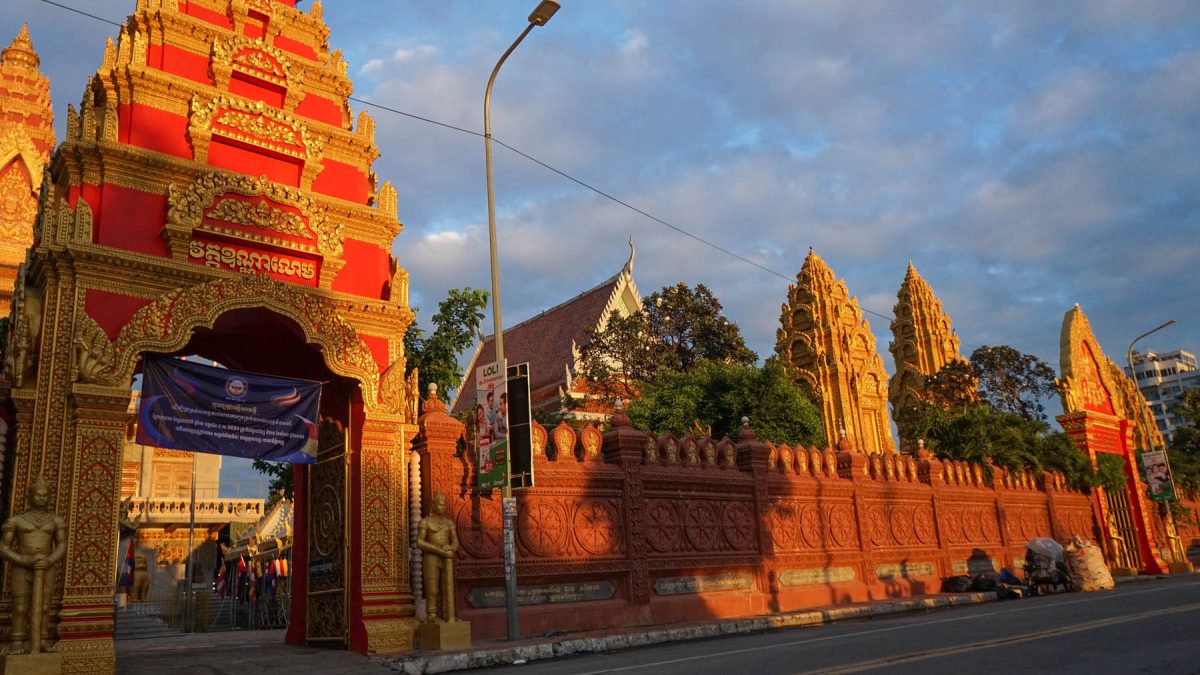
<box><xmin>378</xmin><ymin>592</ymin><xmax>997</xmax><ymax>674</ymax></box>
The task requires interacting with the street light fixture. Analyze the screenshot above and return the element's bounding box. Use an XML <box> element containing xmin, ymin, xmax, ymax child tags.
<box><xmin>483</xmin><ymin>0</ymin><xmax>559</xmax><ymax>642</ymax></box>
<box><xmin>1126</xmin><ymin>318</ymin><xmax>1176</xmax><ymax>448</ymax></box>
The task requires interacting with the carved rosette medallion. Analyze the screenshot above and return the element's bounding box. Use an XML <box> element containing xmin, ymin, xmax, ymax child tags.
<box><xmin>865</xmin><ymin>505</ymin><xmax>888</xmax><ymax>546</ymax></box>
<box><xmin>963</xmin><ymin>508</ymin><xmax>984</xmax><ymax>543</ymax></box>
<box><xmin>456</xmin><ymin>498</ymin><xmax>501</xmax><ymax>559</ymax></box>
<box><xmin>573</xmin><ymin>499</ymin><xmax>620</xmax><ymax>556</ymax></box>
<box><xmin>646</xmin><ymin>500</ymin><xmax>680</xmax><ymax>553</ymax></box>
<box><xmin>721</xmin><ymin>502</ymin><xmax>755</xmax><ymax>551</ymax></box>
<box><xmin>519</xmin><ymin>500</ymin><xmax>567</xmax><ymax>557</ymax></box>
<box><xmin>770</xmin><ymin>503</ymin><xmax>800</xmax><ymax>551</ymax></box>
<box><xmin>800</xmin><ymin>505</ymin><xmax>823</xmax><ymax>549</ymax></box>
<box><xmin>913</xmin><ymin>507</ymin><xmax>935</xmax><ymax>544</ymax></box>
<box><xmin>889</xmin><ymin>506</ymin><xmax>915</xmax><ymax>545</ymax></box>
<box><xmin>685</xmin><ymin>501</ymin><xmax>721</xmax><ymax>551</ymax></box>
<box><xmin>941</xmin><ymin>509</ymin><xmax>963</xmax><ymax>545</ymax></box>
<box><xmin>828</xmin><ymin>505</ymin><xmax>856</xmax><ymax>548</ymax></box>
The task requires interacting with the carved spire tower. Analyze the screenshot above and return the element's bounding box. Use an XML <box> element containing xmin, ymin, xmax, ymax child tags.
<box><xmin>0</xmin><ymin>23</ymin><xmax>55</xmax><ymax>308</ymax></box>
<box><xmin>888</xmin><ymin>262</ymin><xmax>967</xmax><ymax>447</ymax></box>
<box><xmin>776</xmin><ymin>249</ymin><xmax>895</xmax><ymax>454</ymax></box>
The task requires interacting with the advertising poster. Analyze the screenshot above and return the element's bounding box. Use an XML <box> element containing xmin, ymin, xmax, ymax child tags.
<box><xmin>137</xmin><ymin>355</ymin><xmax>321</xmax><ymax>464</ymax></box>
<box><xmin>474</xmin><ymin>359</ymin><xmax>509</xmax><ymax>490</ymax></box>
<box><xmin>1140</xmin><ymin>450</ymin><xmax>1177</xmax><ymax>502</ymax></box>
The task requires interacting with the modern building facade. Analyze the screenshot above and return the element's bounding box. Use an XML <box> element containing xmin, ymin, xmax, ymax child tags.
<box><xmin>1128</xmin><ymin>349</ymin><xmax>1200</xmax><ymax>442</ymax></box>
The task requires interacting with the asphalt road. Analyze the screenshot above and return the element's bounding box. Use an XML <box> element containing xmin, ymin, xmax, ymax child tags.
<box><xmin>477</xmin><ymin>576</ymin><xmax>1200</xmax><ymax>675</ymax></box>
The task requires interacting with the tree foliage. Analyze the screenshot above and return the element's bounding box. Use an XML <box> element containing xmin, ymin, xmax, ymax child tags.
<box><xmin>403</xmin><ymin>287</ymin><xmax>489</xmax><ymax>401</ymax></box>
<box><xmin>577</xmin><ymin>282</ymin><xmax>756</xmax><ymax>406</ymax></box>
<box><xmin>252</xmin><ymin>459</ymin><xmax>292</xmax><ymax>508</ymax></box>
<box><xmin>625</xmin><ymin>361</ymin><xmax>824</xmax><ymax>447</ymax></box>
<box><xmin>969</xmin><ymin>345</ymin><xmax>1058</xmax><ymax>421</ymax></box>
<box><xmin>1168</xmin><ymin>388</ymin><xmax>1200</xmax><ymax>497</ymax></box>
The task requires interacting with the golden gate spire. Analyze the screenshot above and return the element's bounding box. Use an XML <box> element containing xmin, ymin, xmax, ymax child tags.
<box><xmin>888</xmin><ymin>262</ymin><xmax>966</xmax><ymax>447</ymax></box>
<box><xmin>776</xmin><ymin>248</ymin><xmax>895</xmax><ymax>454</ymax></box>
<box><xmin>0</xmin><ymin>21</ymin><xmax>55</xmax><ymax>310</ymax></box>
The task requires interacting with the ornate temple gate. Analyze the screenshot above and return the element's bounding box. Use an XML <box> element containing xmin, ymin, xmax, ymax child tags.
<box><xmin>306</xmin><ymin>418</ymin><xmax>350</xmax><ymax>644</ymax></box>
<box><xmin>0</xmin><ymin>2</ymin><xmax>423</xmax><ymax>671</ymax></box>
<box><xmin>1101</xmin><ymin>483</ymin><xmax>1142</xmax><ymax>570</ymax></box>
<box><xmin>1057</xmin><ymin>306</ymin><xmax>1167</xmax><ymax>575</ymax></box>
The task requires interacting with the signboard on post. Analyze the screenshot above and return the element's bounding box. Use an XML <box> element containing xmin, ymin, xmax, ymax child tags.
<box><xmin>507</xmin><ymin>362</ymin><xmax>534</xmax><ymax>489</ymax></box>
<box><xmin>1141</xmin><ymin>450</ymin><xmax>1177</xmax><ymax>502</ymax></box>
<box><xmin>137</xmin><ymin>355</ymin><xmax>321</xmax><ymax>464</ymax></box>
<box><xmin>474</xmin><ymin>359</ymin><xmax>509</xmax><ymax>490</ymax></box>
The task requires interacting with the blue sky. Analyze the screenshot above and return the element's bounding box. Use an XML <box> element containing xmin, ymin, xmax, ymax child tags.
<box><xmin>4</xmin><ymin>1</ymin><xmax>1199</xmax><ymax>493</ymax></box>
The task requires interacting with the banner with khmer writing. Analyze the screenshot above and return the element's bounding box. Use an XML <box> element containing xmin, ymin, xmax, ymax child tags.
<box><xmin>137</xmin><ymin>356</ymin><xmax>321</xmax><ymax>464</ymax></box>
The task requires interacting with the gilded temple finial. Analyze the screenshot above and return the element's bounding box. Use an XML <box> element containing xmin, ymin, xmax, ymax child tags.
<box><xmin>2</xmin><ymin>23</ymin><xmax>39</xmax><ymax>69</ymax></box>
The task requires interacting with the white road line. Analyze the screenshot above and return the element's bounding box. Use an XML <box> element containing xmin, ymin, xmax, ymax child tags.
<box><xmin>799</xmin><ymin>601</ymin><xmax>1200</xmax><ymax>674</ymax></box>
<box><xmin>568</xmin><ymin>581</ymin><xmax>1200</xmax><ymax>675</ymax></box>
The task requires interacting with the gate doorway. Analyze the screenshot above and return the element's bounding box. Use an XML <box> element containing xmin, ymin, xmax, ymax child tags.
<box><xmin>1103</xmin><ymin>485</ymin><xmax>1142</xmax><ymax>571</ymax></box>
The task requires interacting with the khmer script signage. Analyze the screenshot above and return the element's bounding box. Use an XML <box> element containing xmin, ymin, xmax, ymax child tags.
<box><xmin>466</xmin><ymin>581</ymin><xmax>615</xmax><ymax>608</ymax></box>
<box><xmin>137</xmin><ymin>356</ymin><xmax>321</xmax><ymax>463</ymax></box>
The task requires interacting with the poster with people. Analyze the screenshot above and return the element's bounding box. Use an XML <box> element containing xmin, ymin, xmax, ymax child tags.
<box><xmin>1140</xmin><ymin>450</ymin><xmax>1177</xmax><ymax>502</ymax></box>
<box><xmin>475</xmin><ymin>359</ymin><xmax>509</xmax><ymax>490</ymax></box>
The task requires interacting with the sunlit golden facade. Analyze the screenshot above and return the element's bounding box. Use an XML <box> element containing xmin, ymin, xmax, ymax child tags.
<box><xmin>888</xmin><ymin>262</ymin><xmax>967</xmax><ymax>448</ymax></box>
<box><xmin>776</xmin><ymin>249</ymin><xmax>895</xmax><ymax>454</ymax></box>
<box><xmin>0</xmin><ymin>24</ymin><xmax>55</xmax><ymax>310</ymax></box>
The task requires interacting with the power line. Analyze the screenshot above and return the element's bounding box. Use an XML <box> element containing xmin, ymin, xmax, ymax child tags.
<box><xmin>37</xmin><ymin>0</ymin><xmax>1062</xmax><ymax>367</ymax></box>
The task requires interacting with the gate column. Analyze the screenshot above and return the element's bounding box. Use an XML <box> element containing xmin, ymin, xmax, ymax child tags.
<box><xmin>351</xmin><ymin>411</ymin><xmax>418</xmax><ymax>654</ymax></box>
<box><xmin>56</xmin><ymin>383</ymin><xmax>130</xmax><ymax>674</ymax></box>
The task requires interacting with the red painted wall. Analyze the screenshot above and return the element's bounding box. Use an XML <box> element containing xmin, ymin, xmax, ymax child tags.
<box><xmin>332</xmin><ymin>239</ymin><xmax>388</xmax><ymax>298</ymax></box>
<box><xmin>95</xmin><ymin>184</ymin><xmax>170</xmax><ymax>257</ymax></box>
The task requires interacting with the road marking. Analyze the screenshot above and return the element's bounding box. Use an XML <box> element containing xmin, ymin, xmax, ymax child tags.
<box><xmin>798</xmin><ymin>601</ymin><xmax>1200</xmax><ymax>674</ymax></box>
<box><xmin>569</xmin><ymin>581</ymin><xmax>1200</xmax><ymax>675</ymax></box>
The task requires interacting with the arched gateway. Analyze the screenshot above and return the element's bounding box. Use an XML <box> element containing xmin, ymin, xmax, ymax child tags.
<box><xmin>2</xmin><ymin>2</ymin><xmax>419</xmax><ymax>671</ymax></box>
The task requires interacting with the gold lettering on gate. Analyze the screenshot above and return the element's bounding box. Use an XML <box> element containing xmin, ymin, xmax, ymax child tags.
<box><xmin>188</xmin><ymin>240</ymin><xmax>316</xmax><ymax>281</ymax></box>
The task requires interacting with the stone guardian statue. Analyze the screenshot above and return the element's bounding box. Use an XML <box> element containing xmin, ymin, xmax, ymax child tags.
<box><xmin>415</xmin><ymin>490</ymin><xmax>469</xmax><ymax>649</ymax></box>
<box><xmin>0</xmin><ymin>475</ymin><xmax>67</xmax><ymax>655</ymax></box>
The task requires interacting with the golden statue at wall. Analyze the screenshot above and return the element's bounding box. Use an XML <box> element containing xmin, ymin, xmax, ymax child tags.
<box><xmin>128</xmin><ymin>553</ymin><xmax>149</xmax><ymax>603</ymax></box>
<box><xmin>776</xmin><ymin>249</ymin><xmax>895</xmax><ymax>454</ymax></box>
<box><xmin>0</xmin><ymin>475</ymin><xmax>67</xmax><ymax>655</ymax></box>
<box><xmin>417</xmin><ymin>491</ymin><xmax>459</xmax><ymax>623</ymax></box>
<box><xmin>888</xmin><ymin>262</ymin><xmax>971</xmax><ymax>449</ymax></box>
<box><xmin>415</xmin><ymin>491</ymin><xmax>470</xmax><ymax>650</ymax></box>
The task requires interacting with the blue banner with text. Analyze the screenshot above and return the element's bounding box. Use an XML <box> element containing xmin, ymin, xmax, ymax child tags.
<box><xmin>137</xmin><ymin>356</ymin><xmax>321</xmax><ymax>464</ymax></box>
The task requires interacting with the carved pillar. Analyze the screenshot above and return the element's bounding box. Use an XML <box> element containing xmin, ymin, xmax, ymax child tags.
<box><xmin>56</xmin><ymin>384</ymin><xmax>129</xmax><ymax>674</ymax></box>
<box><xmin>602</xmin><ymin>410</ymin><xmax>650</xmax><ymax>605</ymax></box>
<box><xmin>351</xmin><ymin>410</ymin><xmax>417</xmax><ymax>654</ymax></box>
<box><xmin>735</xmin><ymin>421</ymin><xmax>773</xmax><ymax>596</ymax></box>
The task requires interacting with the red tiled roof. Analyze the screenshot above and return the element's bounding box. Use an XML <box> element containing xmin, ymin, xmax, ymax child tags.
<box><xmin>452</xmin><ymin>276</ymin><xmax>620</xmax><ymax>415</ymax></box>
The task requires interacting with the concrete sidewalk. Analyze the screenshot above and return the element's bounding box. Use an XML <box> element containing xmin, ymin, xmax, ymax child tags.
<box><xmin>115</xmin><ymin>592</ymin><xmax>997</xmax><ymax>674</ymax></box>
<box><xmin>380</xmin><ymin>592</ymin><xmax>997</xmax><ymax>674</ymax></box>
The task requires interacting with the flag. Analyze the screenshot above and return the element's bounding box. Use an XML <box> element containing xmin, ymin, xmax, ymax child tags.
<box><xmin>215</xmin><ymin>557</ymin><xmax>227</xmax><ymax>597</ymax></box>
<box><xmin>248</xmin><ymin>561</ymin><xmax>258</xmax><ymax>603</ymax></box>
<box><xmin>265</xmin><ymin>559</ymin><xmax>278</xmax><ymax>598</ymax></box>
<box><xmin>278</xmin><ymin>557</ymin><xmax>288</xmax><ymax>577</ymax></box>
<box><xmin>237</xmin><ymin>557</ymin><xmax>248</xmax><ymax>601</ymax></box>
<box><xmin>120</xmin><ymin>538</ymin><xmax>136</xmax><ymax>590</ymax></box>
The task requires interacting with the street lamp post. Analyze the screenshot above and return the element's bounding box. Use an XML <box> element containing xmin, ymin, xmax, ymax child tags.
<box><xmin>483</xmin><ymin>0</ymin><xmax>560</xmax><ymax>642</ymax></box>
<box><xmin>1126</xmin><ymin>319</ymin><xmax>1176</xmax><ymax>450</ymax></box>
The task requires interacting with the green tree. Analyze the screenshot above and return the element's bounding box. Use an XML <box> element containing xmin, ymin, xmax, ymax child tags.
<box><xmin>252</xmin><ymin>459</ymin><xmax>292</xmax><ymax>508</ymax></box>
<box><xmin>1168</xmin><ymin>388</ymin><xmax>1200</xmax><ymax>497</ymax></box>
<box><xmin>625</xmin><ymin>361</ymin><xmax>824</xmax><ymax>446</ymax></box>
<box><xmin>403</xmin><ymin>287</ymin><xmax>489</xmax><ymax>401</ymax></box>
<box><xmin>969</xmin><ymin>345</ymin><xmax>1058</xmax><ymax>421</ymax></box>
<box><xmin>577</xmin><ymin>283</ymin><xmax>756</xmax><ymax>405</ymax></box>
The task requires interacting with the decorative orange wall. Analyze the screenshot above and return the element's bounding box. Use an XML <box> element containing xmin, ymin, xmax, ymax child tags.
<box><xmin>416</xmin><ymin>407</ymin><xmax>1095</xmax><ymax>640</ymax></box>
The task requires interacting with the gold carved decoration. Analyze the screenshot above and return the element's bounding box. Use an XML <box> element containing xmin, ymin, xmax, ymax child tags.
<box><xmin>379</xmin><ymin>358</ymin><xmax>408</xmax><ymax>415</ymax></box>
<box><xmin>211</xmin><ymin>36</ymin><xmax>304</xmax><ymax>110</ymax></box>
<box><xmin>207</xmin><ymin>197</ymin><xmax>309</xmax><ymax>237</ymax></box>
<box><xmin>165</xmin><ymin>171</ymin><xmax>345</xmax><ymax>288</ymax></box>
<box><xmin>0</xmin><ymin>163</ymin><xmax>37</xmax><ymax>246</ymax></box>
<box><xmin>188</xmin><ymin>95</ymin><xmax>325</xmax><ymax>188</ymax></box>
<box><xmin>103</xmin><ymin>274</ymin><xmax>380</xmax><ymax>409</ymax></box>
<box><xmin>72</xmin><ymin>313</ymin><xmax>117</xmax><ymax>385</ymax></box>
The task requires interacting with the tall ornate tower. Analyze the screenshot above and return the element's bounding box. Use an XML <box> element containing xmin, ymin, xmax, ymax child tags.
<box><xmin>4</xmin><ymin>2</ymin><xmax>418</xmax><ymax>669</ymax></box>
<box><xmin>888</xmin><ymin>262</ymin><xmax>966</xmax><ymax>447</ymax></box>
<box><xmin>0</xmin><ymin>24</ymin><xmax>55</xmax><ymax>308</ymax></box>
<box><xmin>776</xmin><ymin>249</ymin><xmax>895</xmax><ymax>454</ymax></box>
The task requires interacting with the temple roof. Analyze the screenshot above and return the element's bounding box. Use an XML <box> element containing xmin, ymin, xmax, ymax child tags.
<box><xmin>1</xmin><ymin>24</ymin><xmax>38</xmax><ymax>70</ymax></box>
<box><xmin>451</xmin><ymin>245</ymin><xmax>640</xmax><ymax>415</ymax></box>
